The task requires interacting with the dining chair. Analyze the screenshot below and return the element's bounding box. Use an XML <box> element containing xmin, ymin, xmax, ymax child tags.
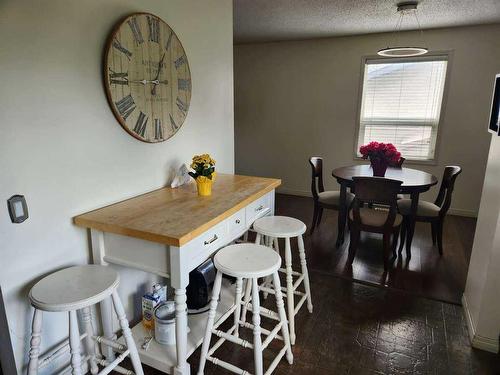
<box><xmin>347</xmin><ymin>177</ymin><xmax>403</xmax><ymax>271</ymax></box>
<box><xmin>398</xmin><ymin>166</ymin><xmax>462</xmax><ymax>255</ymax></box>
<box><xmin>309</xmin><ymin>157</ymin><xmax>353</xmax><ymax>234</ymax></box>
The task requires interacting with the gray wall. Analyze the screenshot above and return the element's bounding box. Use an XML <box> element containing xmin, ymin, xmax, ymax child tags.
<box><xmin>234</xmin><ymin>24</ymin><xmax>500</xmax><ymax>216</ymax></box>
<box><xmin>0</xmin><ymin>0</ymin><xmax>233</xmax><ymax>372</ymax></box>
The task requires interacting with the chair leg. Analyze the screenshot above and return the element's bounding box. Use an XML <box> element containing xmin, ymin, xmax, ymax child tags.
<box><xmin>348</xmin><ymin>227</ymin><xmax>360</xmax><ymax>265</ymax></box>
<box><xmin>437</xmin><ymin>218</ymin><xmax>444</xmax><ymax>255</ymax></box>
<box><xmin>233</xmin><ymin>277</ymin><xmax>243</xmax><ymax>338</ymax></box>
<box><xmin>251</xmin><ymin>278</ymin><xmax>264</xmax><ymax>375</ymax></box>
<box><xmin>198</xmin><ymin>271</ymin><xmax>223</xmax><ymax>375</ymax></box>
<box><xmin>272</xmin><ymin>271</ymin><xmax>293</xmax><ymax>364</ymax></box>
<box><xmin>297</xmin><ymin>234</ymin><xmax>313</xmax><ymax>313</ymax></box>
<box><xmin>81</xmin><ymin>307</ymin><xmax>98</xmax><ymax>374</ymax></box>
<box><xmin>431</xmin><ymin>221</ymin><xmax>437</xmax><ymax>245</ymax></box>
<box><xmin>317</xmin><ymin>207</ymin><xmax>324</xmax><ymax>227</ymax></box>
<box><xmin>284</xmin><ymin>237</ymin><xmax>296</xmax><ymax>345</ymax></box>
<box><xmin>310</xmin><ymin>203</ymin><xmax>319</xmax><ymax>234</ymax></box>
<box><xmin>69</xmin><ymin>310</ymin><xmax>83</xmax><ymax>375</ymax></box>
<box><xmin>27</xmin><ymin>309</ymin><xmax>43</xmax><ymax>375</ymax></box>
<box><xmin>111</xmin><ymin>291</ymin><xmax>144</xmax><ymax>375</ymax></box>
<box><xmin>392</xmin><ymin>229</ymin><xmax>399</xmax><ymax>260</ymax></box>
<box><xmin>398</xmin><ymin>219</ymin><xmax>407</xmax><ymax>255</ymax></box>
<box><xmin>383</xmin><ymin>234</ymin><xmax>391</xmax><ymax>271</ymax></box>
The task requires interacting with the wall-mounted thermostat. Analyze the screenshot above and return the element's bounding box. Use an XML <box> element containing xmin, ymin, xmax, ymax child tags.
<box><xmin>7</xmin><ymin>195</ymin><xmax>28</xmax><ymax>223</ymax></box>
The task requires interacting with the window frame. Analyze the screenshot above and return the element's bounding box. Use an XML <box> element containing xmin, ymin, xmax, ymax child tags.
<box><xmin>353</xmin><ymin>51</ymin><xmax>453</xmax><ymax>165</ymax></box>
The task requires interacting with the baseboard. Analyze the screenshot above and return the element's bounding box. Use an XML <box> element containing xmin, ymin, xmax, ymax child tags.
<box><xmin>277</xmin><ymin>187</ymin><xmax>478</xmax><ymax>218</ymax></box>
<box><xmin>462</xmin><ymin>294</ymin><xmax>499</xmax><ymax>354</ymax></box>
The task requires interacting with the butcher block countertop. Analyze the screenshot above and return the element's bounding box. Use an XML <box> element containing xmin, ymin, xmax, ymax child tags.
<box><xmin>73</xmin><ymin>174</ymin><xmax>281</xmax><ymax>247</ymax></box>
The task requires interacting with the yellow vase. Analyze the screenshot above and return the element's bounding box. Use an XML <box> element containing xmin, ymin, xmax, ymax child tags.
<box><xmin>196</xmin><ymin>176</ymin><xmax>213</xmax><ymax>196</ymax></box>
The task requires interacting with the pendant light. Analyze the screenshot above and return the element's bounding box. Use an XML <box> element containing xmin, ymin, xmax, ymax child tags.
<box><xmin>378</xmin><ymin>1</ymin><xmax>428</xmax><ymax>58</ymax></box>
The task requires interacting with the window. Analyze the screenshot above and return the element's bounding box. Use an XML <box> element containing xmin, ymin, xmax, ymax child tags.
<box><xmin>356</xmin><ymin>56</ymin><xmax>448</xmax><ymax>161</ymax></box>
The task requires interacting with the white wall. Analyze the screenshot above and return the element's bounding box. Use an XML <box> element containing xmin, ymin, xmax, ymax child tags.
<box><xmin>0</xmin><ymin>0</ymin><xmax>233</xmax><ymax>372</ymax></box>
<box><xmin>463</xmin><ymin>134</ymin><xmax>500</xmax><ymax>353</ymax></box>
<box><xmin>234</xmin><ymin>24</ymin><xmax>500</xmax><ymax>216</ymax></box>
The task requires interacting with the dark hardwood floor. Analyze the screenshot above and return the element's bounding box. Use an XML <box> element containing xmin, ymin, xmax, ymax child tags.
<box><xmin>118</xmin><ymin>194</ymin><xmax>500</xmax><ymax>374</ymax></box>
<box><xmin>123</xmin><ymin>273</ymin><xmax>500</xmax><ymax>374</ymax></box>
<box><xmin>275</xmin><ymin>193</ymin><xmax>475</xmax><ymax>305</ymax></box>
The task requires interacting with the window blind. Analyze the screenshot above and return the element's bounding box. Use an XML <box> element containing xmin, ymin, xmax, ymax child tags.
<box><xmin>357</xmin><ymin>56</ymin><xmax>448</xmax><ymax>161</ymax></box>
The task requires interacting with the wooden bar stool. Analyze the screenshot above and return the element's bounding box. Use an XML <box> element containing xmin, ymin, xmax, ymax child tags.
<box><xmin>27</xmin><ymin>265</ymin><xmax>143</xmax><ymax>375</ymax></box>
<box><xmin>248</xmin><ymin>216</ymin><xmax>313</xmax><ymax>345</ymax></box>
<box><xmin>198</xmin><ymin>243</ymin><xmax>293</xmax><ymax>375</ymax></box>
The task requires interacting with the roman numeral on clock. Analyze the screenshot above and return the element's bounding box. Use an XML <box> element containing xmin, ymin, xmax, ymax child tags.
<box><xmin>169</xmin><ymin>114</ymin><xmax>178</xmax><ymax>132</ymax></box>
<box><xmin>127</xmin><ymin>17</ymin><xmax>144</xmax><ymax>44</ymax></box>
<box><xmin>115</xmin><ymin>94</ymin><xmax>136</xmax><ymax>120</ymax></box>
<box><xmin>174</xmin><ymin>55</ymin><xmax>186</xmax><ymax>69</ymax></box>
<box><xmin>176</xmin><ymin>97</ymin><xmax>188</xmax><ymax>115</ymax></box>
<box><xmin>154</xmin><ymin>119</ymin><xmax>163</xmax><ymax>140</ymax></box>
<box><xmin>178</xmin><ymin>79</ymin><xmax>191</xmax><ymax>91</ymax></box>
<box><xmin>112</xmin><ymin>38</ymin><xmax>132</xmax><ymax>60</ymax></box>
<box><xmin>109</xmin><ymin>68</ymin><xmax>128</xmax><ymax>85</ymax></box>
<box><xmin>165</xmin><ymin>31</ymin><xmax>173</xmax><ymax>50</ymax></box>
<box><xmin>147</xmin><ymin>16</ymin><xmax>160</xmax><ymax>43</ymax></box>
<box><xmin>133</xmin><ymin>111</ymin><xmax>148</xmax><ymax>137</ymax></box>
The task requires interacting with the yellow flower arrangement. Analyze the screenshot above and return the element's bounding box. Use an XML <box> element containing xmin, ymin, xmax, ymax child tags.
<box><xmin>189</xmin><ymin>154</ymin><xmax>216</xmax><ymax>196</ymax></box>
<box><xmin>189</xmin><ymin>154</ymin><xmax>216</xmax><ymax>180</ymax></box>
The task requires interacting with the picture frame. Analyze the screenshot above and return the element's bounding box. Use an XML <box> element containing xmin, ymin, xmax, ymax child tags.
<box><xmin>488</xmin><ymin>74</ymin><xmax>500</xmax><ymax>135</ymax></box>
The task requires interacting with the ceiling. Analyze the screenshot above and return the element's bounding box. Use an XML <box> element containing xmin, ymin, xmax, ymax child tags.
<box><xmin>234</xmin><ymin>0</ymin><xmax>500</xmax><ymax>43</ymax></box>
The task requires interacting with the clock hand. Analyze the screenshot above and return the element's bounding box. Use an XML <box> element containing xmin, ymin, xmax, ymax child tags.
<box><xmin>151</xmin><ymin>53</ymin><xmax>166</xmax><ymax>96</ymax></box>
<box><xmin>151</xmin><ymin>79</ymin><xmax>169</xmax><ymax>85</ymax></box>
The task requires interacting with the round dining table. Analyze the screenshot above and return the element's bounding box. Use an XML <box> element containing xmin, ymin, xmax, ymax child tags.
<box><xmin>331</xmin><ymin>164</ymin><xmax>438</xmax><ymax>257</ymax></box>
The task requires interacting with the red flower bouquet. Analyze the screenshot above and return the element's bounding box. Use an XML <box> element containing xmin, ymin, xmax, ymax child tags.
<box><xmin>359</xmin><ymin>142</ymin><xmax>401</xmax><ymax>177</ymax></box>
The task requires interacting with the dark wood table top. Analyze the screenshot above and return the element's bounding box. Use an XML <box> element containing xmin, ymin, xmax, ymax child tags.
<box><xmin>332</xmin><ymin>164</ymin><xmax>438</xmax><ymax>193</ymax></box>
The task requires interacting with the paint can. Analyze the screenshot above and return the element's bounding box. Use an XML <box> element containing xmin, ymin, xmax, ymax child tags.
<box><xmin>154</xmin><ymin>301</ymin><xmax>176</xmax><ymax>345</ymax></box>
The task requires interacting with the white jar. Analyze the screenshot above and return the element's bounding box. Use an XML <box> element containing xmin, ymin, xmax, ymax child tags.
<box><xmin>154</xmin><ymin>301</ymin><xmax>176</xmax><ymax>346</ymax></box>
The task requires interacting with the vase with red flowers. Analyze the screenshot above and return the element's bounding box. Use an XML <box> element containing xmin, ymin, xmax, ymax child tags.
<box><xmin>359</xmin><ymin>142</ymin><xmax>401</xmax><ymax>177</ymax></box>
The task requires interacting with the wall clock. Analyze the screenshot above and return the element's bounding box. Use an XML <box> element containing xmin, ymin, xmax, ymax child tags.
<box><xmin>104</xmin><ymin>13</ymin><xmax>191</xmax><ymax>143</ymax></box>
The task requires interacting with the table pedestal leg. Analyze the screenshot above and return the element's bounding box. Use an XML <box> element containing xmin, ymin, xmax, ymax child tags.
<box><xmin>336</xmin><ymin>183</ymin><xmax>348</xmax><ymax>247</ymax></box>
<box><xmin>405</xmin><ymin>192</ymin><xmax>420</xmax><ymax>259</ymax></box>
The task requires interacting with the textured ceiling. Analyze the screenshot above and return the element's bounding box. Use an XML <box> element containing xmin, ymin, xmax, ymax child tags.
<box><xmin>234</xmin><ymin>0</ymin><xmax>500</xmax><ymax>43</ymax></box>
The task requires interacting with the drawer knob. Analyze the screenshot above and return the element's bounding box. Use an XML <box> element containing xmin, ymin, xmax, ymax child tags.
<box><xmin>235</xmin><ymin>219</ymin><xmax>241</xmax><ymax>224</ymax></box>
<box><xmin>255</xmin><ymin>205</ymin><xmax>265</xmax><ymax>212</ymax></box>
<box><xmin>204</xmin><ymin>234</ymin><xmax>218</xmax><ymax>245</ymax></box>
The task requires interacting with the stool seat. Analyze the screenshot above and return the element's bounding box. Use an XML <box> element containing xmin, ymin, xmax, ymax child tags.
<box><xmin>214</xmin><ymin>243</ymin><xmax>281</xmax><ymax>279</ymax></box>
<box><xmin>29</xmin><ymin>265</ymin><xmax>119</xmax><ymax>312</ymax></box>
<box><xmin>253</xmin><ymin>216</ymin><xmax>306</xmax><ymax>237</ymax></box>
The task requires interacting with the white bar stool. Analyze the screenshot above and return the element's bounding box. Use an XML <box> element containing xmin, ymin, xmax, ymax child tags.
<box><xmin>27</xmin><ymin>265</ymin><xmax>144</xmax><ymax>375</ymax></box>
<box><xmin>198</xmin><ymin>243</ymin><xmax>293</xmax><ymax>375</ymax></box>
<box><xmin>248</xmin><ymin>216</ymin><xmax>313</xmax><ymax>345</ymax></box>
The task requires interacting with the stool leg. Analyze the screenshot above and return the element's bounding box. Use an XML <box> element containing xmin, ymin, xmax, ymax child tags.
<box><xmin>262</xmin><ymin>236</ymin><xmax>274</xmax><ymax>300</ymax></box>
<box><xmin>251</xmin><ymin>278</ymin><xmax>263</xmax><ymax>375</ymax></box>
<box><xmin>100</xmin><ymin>297</ymin><xmax>115</xmax><ymax>361</ymax></box>
<box><xmin>69</xmin><ymin>310</ymin><xmax>83</xmax><ymax>375</ymax></box>
<box><xmin>233</xmin><ymin>277</ymin><xmax>243</xmax><ymax>338</ymax></box>
<box><xmin>284</xmin><ymin>237</ymin><xmax>296</xmax><ymax>345</ymax></box>
<box><xmin>198</xmin><ymin>271</ymin><xmax>223</xmax><ymax>375</ymax></box>
<box><xmin>298</xmin><ymin>234</ymin><xmax>313</xmax><ymax>313</ymax></box>
<box><xmin>255</xmin><ymin>233</ymin><xmax>262</xmax><ymax>245</ymax></box>
<box><xmin>239</xmin><ymin>278</ymin><xmax>252</xmax><ymax>327</ymax></box>
<box><xmin>27</xmin><ymin>309</ymin><xmax>43</xmax><ymax>375</ymax></box>
<box><xmin>81</xmin><ymin>307</ymin><xmax>98</xmax><ymax>374</ymax></box>
<box><xmin>272</xmin><ymin>271</ymin><xmax>293</xmax><ymax>364</ymax></box>
<box><xmin>111</xmin><ymin>291</ymin><xmax>144</xmax><ymax>375</ymax></box>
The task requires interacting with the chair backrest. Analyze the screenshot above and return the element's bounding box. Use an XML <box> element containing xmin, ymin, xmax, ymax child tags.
<box><xmin>351</xmin><ymin>177</ymin><xmax>403</xmax><ymax>229</ymax></box>
<box><xmin>309</xmin><ymin>157</ymin><xmax>324</xmax><ymax>200</ymax></box>
<box><xmin>434</xmin><ymin>166</ymin><xmax>462</xmax><ymax>216</ymax></box>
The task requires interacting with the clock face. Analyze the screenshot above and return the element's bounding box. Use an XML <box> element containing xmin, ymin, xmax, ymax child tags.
<box><xmin>104</xmin><ymin>13</ymin><xmax>191</xmax><ymax>143</ymax></box>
